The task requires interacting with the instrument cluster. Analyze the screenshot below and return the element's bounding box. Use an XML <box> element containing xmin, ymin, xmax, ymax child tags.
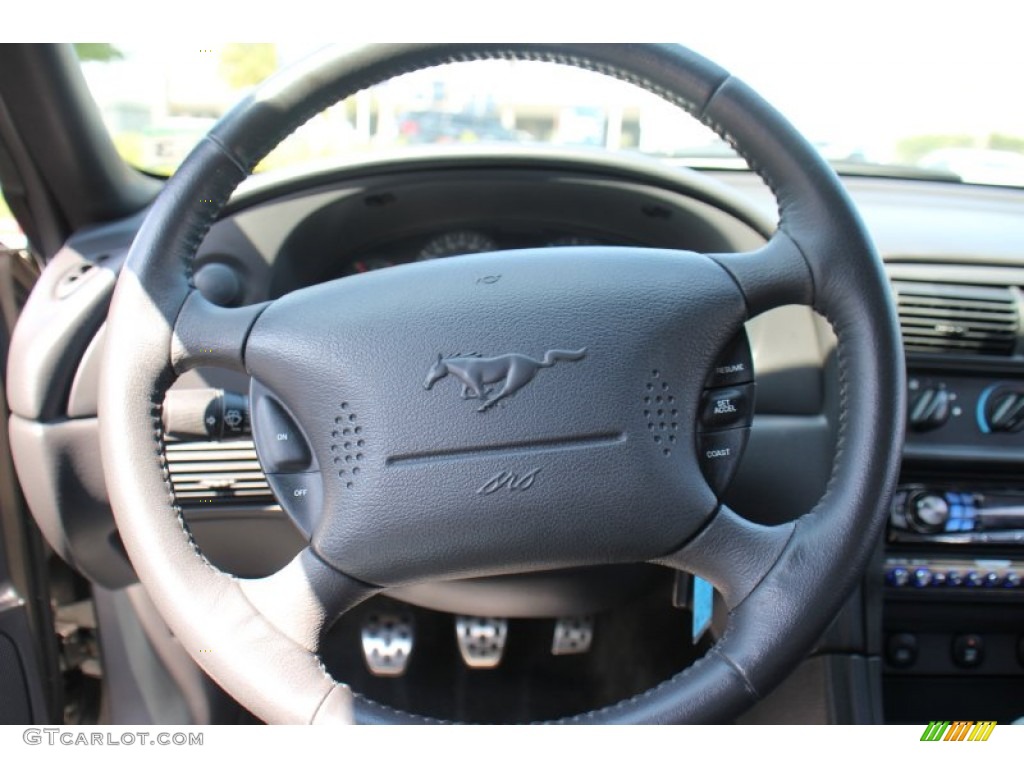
<box><xmin>345</xmin><ymin>228</ymin><xmax>608</xmax><ymax>275</ymax></box>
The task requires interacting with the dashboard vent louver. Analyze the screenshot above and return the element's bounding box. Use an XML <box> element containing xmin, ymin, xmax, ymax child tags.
<box><xmin>166</xmin><ymin>439</ymin><xmax>275</xmax><ymax>510</ymax></box>
<box><xmin>892</xmin><ymin>280</ymin><xmax>1019</xmax><ymax>356</ymax></box>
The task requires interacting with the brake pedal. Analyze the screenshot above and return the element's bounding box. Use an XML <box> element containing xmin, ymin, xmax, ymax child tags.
<box><xmin>455</xmin><ymin>616</ymin><xmax>508</xmax><ymax>669</ymax></box>
<box><xmin>361</xmin><ymin>612</ymin><xmax>414</xmax><ymax>677</ymax></box>
<box><xmin>551</xmin><ymin>616</ymin><xmax>594</xmax><ymax>655</ymax></box>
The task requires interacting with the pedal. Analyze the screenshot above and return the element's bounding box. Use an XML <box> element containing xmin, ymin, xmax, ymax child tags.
<box><xmin>551</xmin><ymin>616</ymin><xmax>594</xmax><ymax>655</ymax></box>
<box><xmin>455</xmin><ymin>616</ymin><xmax>508</xmax><ymax>669</ymax></box>
<box><xmin>361</xmin><ymin>612</ymin><xmax>413</xmax><ymax>677</ymax></box>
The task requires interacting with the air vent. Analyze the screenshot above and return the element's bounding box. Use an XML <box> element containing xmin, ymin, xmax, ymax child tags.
<box><xmin>892</xmin><ymin>280</ymin><xmax>1019</xmax><ymax>356</ymax></box>
<box><xmin>166</xmin><ymin>439</ymin><xmax>275</xmax><ymax>510</ymax></box>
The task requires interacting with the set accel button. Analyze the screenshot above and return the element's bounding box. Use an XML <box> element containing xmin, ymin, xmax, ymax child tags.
<box><xmin>700</xmin><ymin>384</ymin><xmax>755</xmax><ymax>432</ymax></box>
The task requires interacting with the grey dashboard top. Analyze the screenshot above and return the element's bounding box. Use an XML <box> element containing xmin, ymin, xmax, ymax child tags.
<box><xmin>708</xmin><ymin>170</ymin><xmax>1024</xmax><ymax>263</ymax></box>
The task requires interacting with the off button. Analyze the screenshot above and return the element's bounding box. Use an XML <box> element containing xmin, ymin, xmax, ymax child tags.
<box><xmin>266</xmin><ymin>472</ymin><xmax>322</xmax><ymax>535</ymax></box>
<box><xmin>700</xmin><ymin>384</ymin><xmax>755</xmax><ymax>432</ymax></box>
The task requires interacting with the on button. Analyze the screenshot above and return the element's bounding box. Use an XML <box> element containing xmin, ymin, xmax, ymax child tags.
<box><xmin>253</xmin><ymin>396</ymin><xmax>313</xmax><ymax>472</ymax></box>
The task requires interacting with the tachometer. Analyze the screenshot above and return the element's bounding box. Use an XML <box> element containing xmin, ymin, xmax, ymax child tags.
<box><xmin>418</xmin><ymin>230</ymin><xmax>496</xmax><ymax>260</ymax></box>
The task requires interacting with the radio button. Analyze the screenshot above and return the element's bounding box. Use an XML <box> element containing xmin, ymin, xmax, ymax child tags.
<box><xmin>1004</xmin><ymin>572</ymin><xmax>1021</xmax><ymax>588</ymax></box>
<box><xmin>983</xmin><ymin>572</ymin><xmax>1001</xmax><ymax>588</ymax></box>
<box><xmin>946</xmin><ymin>570</ymin><xmax>964</xmax><ymax>587</ymax></box>
<box><xmin>907</xmin><ymin>492</ymin><xmax>950</xmax><ymax>532</ymax></box>
<box><xmin>912</xmin><ymin>568</ymin><xmax>933</xmax><ymax>588</ymax></box>
<box><xmin>965</xmin><ymin>571</ymin><xmax>984</xmax><ymax>588</ymax></box>
<box><xmin>887</xmin><ymin>567</ymin><xmax>910</xmax><ymax>588</ymax></box>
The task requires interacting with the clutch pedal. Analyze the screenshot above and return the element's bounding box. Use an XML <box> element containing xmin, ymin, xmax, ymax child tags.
<box><xmin>361</xmin><ymin>612</ymin><xmax>414</xmax><ymax>677</ymax></box>
<box><xmin>455</xmin><ymin>616</ymin><xmax>508</xmax><ymax>669</ymax></box>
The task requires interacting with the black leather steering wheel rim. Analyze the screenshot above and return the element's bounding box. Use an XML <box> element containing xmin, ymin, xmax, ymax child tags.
<box><xmin>98</xmin><ymin>43</ymin><xmax>904</xmax><ymax>724</ymax></box>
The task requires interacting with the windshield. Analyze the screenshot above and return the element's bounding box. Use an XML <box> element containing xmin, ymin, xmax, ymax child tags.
<box><xmin>77</xmin><ymin>39</ymin><xmax>1024</xmax><ymax>187</ymax></box>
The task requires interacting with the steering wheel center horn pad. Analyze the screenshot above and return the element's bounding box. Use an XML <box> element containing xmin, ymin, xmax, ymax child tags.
<box><xmin>245</xmin><ymin>247</ymin><xmax>743</xmax><ymax>585</ymax></box>
<box><xmin>98</xmin><ymin>44</ymin><xmax>904</xmax><ymax>724</ymax></box>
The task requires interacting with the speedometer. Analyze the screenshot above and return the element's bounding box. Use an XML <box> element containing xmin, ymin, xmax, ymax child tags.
<box><xmin>418</xmin><ymin>230</ymin><xmax>496</xmax><ymax>260</ymax></box>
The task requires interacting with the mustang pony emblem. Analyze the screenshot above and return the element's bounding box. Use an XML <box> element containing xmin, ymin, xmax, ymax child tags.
<box><xmin>424</xmin><ymin>348</ymin><xmax>587</xmax><ymax>411</ymax></box>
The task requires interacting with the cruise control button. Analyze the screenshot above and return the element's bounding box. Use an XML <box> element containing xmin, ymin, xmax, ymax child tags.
<box><xmin>706</xmin><ymin>332</ymin><xmax>754</xmax><ymax>388</ymax></box>
<box><xmin>254</xmin><ymin>396</ymin><xmax>312</xmax><ymax>472</ymax></box>
<box><xmin>700</xmin><ymin>384</ymin><xmax>755</xmax><ymax>432</ymax></box>
<box><xmin>697</xmin><ymin>428</ymin><xmax>749</xmax><ymax>496</ymax></box>
<box><xmin>266</xmin><ymin>472</ymin><xmax>322</xmax><ymax>534</ymax></box>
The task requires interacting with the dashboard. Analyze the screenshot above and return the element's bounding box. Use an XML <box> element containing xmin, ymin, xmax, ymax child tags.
<box><xmin>8</xmin><ymin>147</ymin><xmax>1024</xmax><ymax>723</ymax></box>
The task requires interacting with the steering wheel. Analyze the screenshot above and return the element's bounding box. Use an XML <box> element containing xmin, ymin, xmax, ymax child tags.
<box><xmin>98</xmin><ymin>44</ymin><xmax>903</xmax><ymax>724</ymax></box>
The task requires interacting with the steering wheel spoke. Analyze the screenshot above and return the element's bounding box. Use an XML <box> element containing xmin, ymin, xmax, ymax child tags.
<box><xmin>654</xmin><ymin>505</ymin><xmax>795</xmax><ymax>610</ymax></box>
<box><xmin>239</xmin><ymin>547</ymin><xmax>378</xmax><ymax>652</ymax></box>
<box><xmin>709</xmin><ymin>232</ymin><xmax>814</xmax><ymax>319</ymax></box>
<box><xmin>170</xmin><ymin>289</ymin><xmax>269</xmax><ymax>374</ymax></box>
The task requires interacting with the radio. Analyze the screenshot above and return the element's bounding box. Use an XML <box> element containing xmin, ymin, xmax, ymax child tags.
<box><xmin>890</xmin><ymin>485</ymin><xmax>1024</xmax><ymax>544</ymax></box>
<box><xmin>884</xmin><ymin>556</ymin><xmax>1024</xmax><ymax>590</ymax></box>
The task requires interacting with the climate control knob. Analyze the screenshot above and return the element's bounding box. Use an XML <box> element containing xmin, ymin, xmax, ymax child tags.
<box><xmin>984</xmin><ymin>388</ymin><xmax>1024</xmax><ymax>433</ymax></box>
<box><xmin>909</xmin><ymin>387</ymin><xmax>951</xmax><ymax>431</ymax></box>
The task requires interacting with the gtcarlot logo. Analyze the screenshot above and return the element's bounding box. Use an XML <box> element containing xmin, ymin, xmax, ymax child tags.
<box><xmin>920</xmin><ymin>721</ymin><xmax>997</xmax><ymax>742</ymax></box>
<box><xmin>22</xmin><ymin>729</ymin><xmax>203</xmax><ymax>747</ymax></box>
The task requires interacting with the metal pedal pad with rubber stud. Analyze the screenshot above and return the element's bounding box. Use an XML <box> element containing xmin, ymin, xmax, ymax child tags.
<box><xmin>551</xmin><ymin>616</ymin><xmax>594</xmax><ymax>655</ymax></box>
<box><xmin>361</xmin><ymin>612</ymin><xmax>414</xmax><ymax>677</ymax></box>
<box><xmin>455</xmin><ymin>616</ymin><xmax>508</xmax><ymax>669</ymax></box>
